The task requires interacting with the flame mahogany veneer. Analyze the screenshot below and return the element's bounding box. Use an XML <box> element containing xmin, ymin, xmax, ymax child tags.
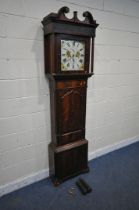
<box><xmin>42</xmin><ymin>7</ymin><xmax>98</xmax><ymax>185</ymax></box>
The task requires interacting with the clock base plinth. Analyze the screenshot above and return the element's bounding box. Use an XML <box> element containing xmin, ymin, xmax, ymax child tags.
<box><xmin>51</xmin><ymin>167</ymin><xmax>89</xmax><ymax>186</ymax></box>
<box><xmin>48</xmin><ymin>140</ymin><xmax>89</xmax><ymax>185</ymax></box>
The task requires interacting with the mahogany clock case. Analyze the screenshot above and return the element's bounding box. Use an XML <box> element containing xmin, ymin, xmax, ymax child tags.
<box><xmin>42</xmin><ymin>7</ymin><xmax>98</xmax><ymax>185</ymax></box>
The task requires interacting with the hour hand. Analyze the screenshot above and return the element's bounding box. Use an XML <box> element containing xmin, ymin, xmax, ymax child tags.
<box><xmin>72</xmin><ymin>55</ymin><xmax>75</xmax><ymax>69</ymax></box>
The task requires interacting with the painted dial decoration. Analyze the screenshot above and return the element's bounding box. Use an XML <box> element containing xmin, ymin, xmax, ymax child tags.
<box><xmin>61</xmin><ymin>40</ymin><xmax>85</xmax><ymax>71</ymax></box>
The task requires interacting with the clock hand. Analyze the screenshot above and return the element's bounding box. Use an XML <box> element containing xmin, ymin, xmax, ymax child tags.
<box><xmin>72</xmin><ymin>56</ymin><xmax>74</xmax><ymax>69</ymax></box>
<box><xmin>72</xmin><ymin>53</ymin><xmax>75</xmax><ymax>69</ymax></box>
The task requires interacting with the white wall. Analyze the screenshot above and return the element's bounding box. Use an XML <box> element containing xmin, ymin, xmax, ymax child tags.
<box><xmin>0</xmin><ymin>0</ymin><xmax>139</xmax><ymax>194</ymax></box>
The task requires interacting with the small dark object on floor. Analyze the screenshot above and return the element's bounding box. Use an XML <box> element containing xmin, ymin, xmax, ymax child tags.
<box><xmin>76</xmin><ymin>179</ymin><xmax>88</xmax><ymax>195</ymax></box>
<box><xmin>79</xmin><ymin>178</ymin><xmax>92</xmax><ymax>193</ymax></box>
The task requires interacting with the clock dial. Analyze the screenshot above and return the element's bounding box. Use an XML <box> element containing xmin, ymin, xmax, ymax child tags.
<box><xmin>61</xmin><ymin>40</ymin><xmax>85</xmax><ymax>71</ymax></box>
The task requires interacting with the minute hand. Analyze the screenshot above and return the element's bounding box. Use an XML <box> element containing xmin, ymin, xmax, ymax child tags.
<box><xmin>71</xmin><ymin>49</ymin><xmax>75</xmax><ymax>69</ymax></box>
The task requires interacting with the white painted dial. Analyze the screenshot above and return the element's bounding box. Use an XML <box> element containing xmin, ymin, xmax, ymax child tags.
<box><xmin>61</xmin><ymin>40</ymin><xmax>85</xmax><ymax>71</ymax></box>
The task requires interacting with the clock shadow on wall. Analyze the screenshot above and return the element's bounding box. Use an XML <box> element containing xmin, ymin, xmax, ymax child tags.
<box><xmin>41</xmin><ymin>7</ymin><xmax>98</xmax><ymax>185</ymax></box>
<box><xmin>31</xmin><ymin>25</ymin><xmax>51</xmax><ymax>169</ymax></box>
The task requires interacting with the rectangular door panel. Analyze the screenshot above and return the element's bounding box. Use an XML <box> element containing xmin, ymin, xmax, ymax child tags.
<box><xmin>56</xmin><ymin>87</ymin><xmax>86</xmax><ymax>145</ymax></box>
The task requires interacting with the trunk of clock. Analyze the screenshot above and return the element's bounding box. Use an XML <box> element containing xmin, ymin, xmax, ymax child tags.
<box><xmin>48</xmin><ymin>76</ymin><xmax>89</xmax><ymax>184</ymax></box>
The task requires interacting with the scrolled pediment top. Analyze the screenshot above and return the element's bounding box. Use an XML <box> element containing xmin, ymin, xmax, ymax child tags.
<box><xmin>42</xmin><ymin>6</ymin><xmax>98</xmax><ymax>27</ymax></box>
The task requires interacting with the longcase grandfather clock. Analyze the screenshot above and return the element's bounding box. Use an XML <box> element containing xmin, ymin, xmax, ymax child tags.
<box><xmin>42</xmin><ymin>7</ymin><xmax>98</xmax><ymax>185</ymax></box>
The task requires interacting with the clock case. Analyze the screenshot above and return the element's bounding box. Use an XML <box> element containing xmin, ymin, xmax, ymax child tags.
<box><xmin>42</xmin><ymin>7</ymin><xmax>98</xmax><ymax>185</ymax></box>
